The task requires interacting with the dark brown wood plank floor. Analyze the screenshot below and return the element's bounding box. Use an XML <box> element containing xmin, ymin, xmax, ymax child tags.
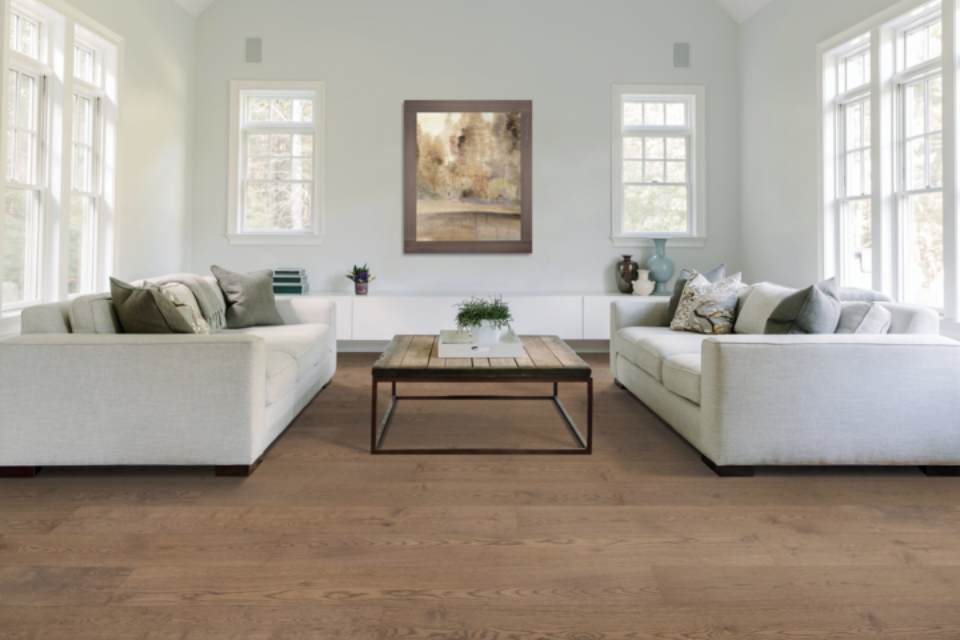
<box><xmin>3</xmin><ymin>353</ymin><xmax>960</xmax><ymax>639</ymax></box>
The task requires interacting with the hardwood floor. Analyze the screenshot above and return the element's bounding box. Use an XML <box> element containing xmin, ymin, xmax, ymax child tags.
<box><xmin>3</xmin><ymin>353</ymin><xmax>960</xmax><ymax>638</ymax></box>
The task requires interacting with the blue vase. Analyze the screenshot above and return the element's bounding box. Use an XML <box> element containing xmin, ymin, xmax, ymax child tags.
<box><xmin>646</xmin><ymin>238</ymin><xmax>675</xmax><ymax>295</ymax></box>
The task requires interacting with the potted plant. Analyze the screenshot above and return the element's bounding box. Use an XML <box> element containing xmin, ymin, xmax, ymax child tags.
<box><xmin>346</xmin><ymin>264</ymin><xmax>374</xmax><ymax>295</ymax></box>
<box><xmin>455</xmin><ymin>296</ymin><xmax>513</xmax><ymax>345</ymax></box>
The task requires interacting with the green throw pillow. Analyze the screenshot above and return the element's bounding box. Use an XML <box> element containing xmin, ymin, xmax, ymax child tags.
<box><xmin>110</xmin><ymin>278</ymin><xmax>196</xmax><ymax>334</ymax></box>
<box><xmin>211</xmin><ymin>265</ymin><xmax>284</xmax><ymax>329</ymax></box>
<box><xmin>765</xmin><ymin>278</ymin><xmax>842</xmax><ymax>334</ymax></box>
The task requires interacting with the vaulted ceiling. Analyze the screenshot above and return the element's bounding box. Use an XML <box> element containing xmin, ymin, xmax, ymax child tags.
<box><xmin>172</xmin><ymin>0</ymin><xmax>775</xmax><ymax>23</ymax></box>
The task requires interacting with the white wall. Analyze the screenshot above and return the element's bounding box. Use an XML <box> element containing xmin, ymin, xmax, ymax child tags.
<box><xmin>66</xmin><ymin>0</ymin><xmax>195</xmax><ymax>279</ymax></box>
<box><xmin>739</xmin><ymin>0</ymin><xmax>904</xmax><ymax>286</ymax></box>
<box><xmin>190</xmin><ymin>0</ymin><xmax>742</xmax><ymax>294</ymax></box>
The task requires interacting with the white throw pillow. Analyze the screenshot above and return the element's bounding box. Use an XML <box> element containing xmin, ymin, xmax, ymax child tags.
<box><xmin>734</xmin><ymin>282</ymin><xmax>796</xmax><ymax>334</ymax></box>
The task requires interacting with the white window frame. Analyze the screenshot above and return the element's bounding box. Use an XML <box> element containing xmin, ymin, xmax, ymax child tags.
<box><xmin>611</xmin><ymin>84</ymin><xmax>706</xmax><ymax>248</ymax></box>
<box><xmin>227</xmin><ymin>79</ymin><xmax>325</xmax><ymax>246</ymax></box>
<box><xmin>0</xmin><ymin>0</ymin><xmax>121</xmax><ymax>316</ymax></box>
<box><xmin>819</xmin><ymin>0</ymin><xmax>959</xmax><ymax>326</ymax></box>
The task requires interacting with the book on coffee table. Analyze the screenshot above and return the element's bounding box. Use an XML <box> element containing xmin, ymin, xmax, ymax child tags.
<box><xmin>438</xmin><ymin>329</ymin><xmax>524</xmax><ymax>358</ymax></box>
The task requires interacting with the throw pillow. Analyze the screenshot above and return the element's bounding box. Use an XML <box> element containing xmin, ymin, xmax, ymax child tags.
<box><xmin>110</xmin><ymin>278</ymin><xmax>197</xmax><ymax>334</ymax></box>
<box><xmin>836</xmin><ymin>302</ymin><xmax>893</xmax><ymax>334</ymax></box>
<box><xmin>159</xmin><ymin>282</ymin><xmax>210</xmax><ymax>335</ymax></box>
<box><xmin>211</xmin><ymin>265</ymin><xmax>284</xmax><ymax>329</ymax></box>
<box><xmin>765</xmin><ymin>278</ymin><xmax>842</xmax><ymax>334</ymax></box>
<box><xmin>667</xmin><ymin>264</ymin><xmax>727</xmax><ymax>322</ymax></box>
<box><xmin>733</xmin><ymin>282</ymin><xmax>796</xmax><ymax>334</ymax></box>
<box><xmin>671</xmin><ymin>273</ymin><xmax>746</xmax><ymax>335</ymax></box>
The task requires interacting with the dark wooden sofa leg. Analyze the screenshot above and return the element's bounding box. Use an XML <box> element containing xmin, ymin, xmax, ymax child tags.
<box><xmin>921</xmin><ymin>466</ymin><xmax>960</xmax><ymax>477</ymax></box>
<box><xmin>0</xmin><ymin>466</ymin><xmax>39</xmax><ymax>478</ymax></box>
<box><xmin>215</xmin><ymin>459</ymin><xmax>262</xmax><ymax>477</ymax></box>
<box><xmin>701</xmin><ymin>455</ymin><xmax>754</xmax><ymax>477</ymax></box>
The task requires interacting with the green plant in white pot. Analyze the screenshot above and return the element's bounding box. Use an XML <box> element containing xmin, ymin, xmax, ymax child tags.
<box><xmin>455</xmin><ymin>297</ymin><xmax>513</xmax><ymax>345</ymax></box>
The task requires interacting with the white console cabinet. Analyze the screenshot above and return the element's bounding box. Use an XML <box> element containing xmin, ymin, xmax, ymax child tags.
<box><xmin>309</xmin><ymin>293</ymin><xmax>668</xmax><ymax>342</ymax></box>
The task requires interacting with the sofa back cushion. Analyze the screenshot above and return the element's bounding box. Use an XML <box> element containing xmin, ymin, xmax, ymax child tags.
<box><xmin>734</xmin><ymin>283</ymin><xmax>795</xmax><ymax>334</ymax></box>
<box><xmin>20</xmin><ymin>301</ymin><xmax>72</xmax><ymax>334</ymax></box>
<box><xmin>881</xmin><ymin>302</ymin><xmax>941</xmax><ymax>335</ymax></box>
<box><xmin>69</xmin><ymin>293</ymin><xmax>121</xmax><ymax>334</ymax></box>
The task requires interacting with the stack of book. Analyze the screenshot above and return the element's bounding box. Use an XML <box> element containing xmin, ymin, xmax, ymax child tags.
<box><xmin>272</xmin><ymin>268</ymin><xmax>309</xmax><ymax>295</ymax></box>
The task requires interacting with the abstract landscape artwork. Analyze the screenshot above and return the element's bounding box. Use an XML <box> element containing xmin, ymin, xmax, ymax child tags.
<box><xmin>404</xmin><ymin>100</ymin><xmax>532</xmax><ymax>253</ymax></box>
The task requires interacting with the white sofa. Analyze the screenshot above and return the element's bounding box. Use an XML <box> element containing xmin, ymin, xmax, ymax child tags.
<box><xmin>610</xmin><ymin>297</ymin><xmax>960</xmax><ymax>475</ymax></box>
<box><xmin>0</xmin><ymin>284</ymin><xmax>336</xmax><ymax>477</ymax></box>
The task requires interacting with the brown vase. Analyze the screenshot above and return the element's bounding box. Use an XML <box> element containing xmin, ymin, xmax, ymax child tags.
<box><xmin>354</xmin><ymin>281</ymin><xmax>369</xmax><ymax>295</ymax></box>
<box><xmin>616</xmin><ymin>255</ymin><xmax>639</xmax><ymax>294</ymax></box>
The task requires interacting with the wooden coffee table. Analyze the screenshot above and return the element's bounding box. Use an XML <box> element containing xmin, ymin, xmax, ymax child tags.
<box><xmin>371</xmin><ymin>335</ymin><xmax>593</xmax><ymax>455</ymax></box>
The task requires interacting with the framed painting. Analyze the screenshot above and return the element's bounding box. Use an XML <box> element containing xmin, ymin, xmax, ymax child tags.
<box><xmin>404</xmin><ymin>100</ymin><xmax>532</xmax><ymax>253</ymax></box>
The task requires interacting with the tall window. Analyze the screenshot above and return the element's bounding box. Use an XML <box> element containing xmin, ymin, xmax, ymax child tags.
<box><xmin>1</xmin><ymin>4</ymin><xmax>119</xmax><ymax>313</ymax></box>
<box><xmin>836</xmin><ymin>43</ymin><xmax>873</xmax><ymax>290</ymax></box>
<box><xmin>821</xmin><ymin>0</ymin><xmax>954</xmax><ymax>318</ymax></box>
<box><xmin>896</xmin><ymin>15</ymin><xmax>943</xmax><ymax>308</ymax></box>
<box><xmin>228</xmin><ymin>81</ymin><xmax>324</xmax><ymax>244</ymax></box>
<box><xmin>612</xmin><ymin>85</ymin><xmax>705</xmax><ymax>246</ymax></box>
<box><xmin>3</xmin><ymin>10</ymin><xmax>46</xmax><ymax>310</ymax></box>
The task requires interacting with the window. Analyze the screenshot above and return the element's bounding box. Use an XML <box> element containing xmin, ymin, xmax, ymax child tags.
<box><xmin>3</xmin><ymin>12</ymin><xmax>46</xmax><ymax>309</ymax></box>
<box><xmin>834</xmin><ymin>41</ymin><xmax>874</xmax><ymax>290</ymax></box>
<box><xmin>821</xmin><ymin>1</ymin><xmax>956</xmax><ymax>319</ymax></box>
<box><xmin>228</xmin><ymin>81</ymin><xmax>324</xmax><ymax>244</ymax></box>
<box><xmin>612</xmin><ymin>85</ymin><xmax>705</xmax><ymax>246</ymax></box>
<box><xmin>1</xmin><ymin>3</ymin><xmax>119</xmax><ymax>313</ymax></box>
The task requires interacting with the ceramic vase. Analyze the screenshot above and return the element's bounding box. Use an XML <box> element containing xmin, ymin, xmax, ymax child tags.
<box><xmin>471</xmin><ymin>320</ymin><xmax>504</xmax><ymax>345</ymax></box>
<box><xmin>354</xmin><ymin>281</ymin><xmax>369</xmax><ymax>295</ymax></box>
<box><xmin>646</xmin><ymin>239</ymin><xmax>675</xmax><ymax>295</ymax></box>
<box><xmin>632</xmin><ymin>269</ymin><xmax>656</xmax><ymax>296</ymax></box>
<box><xmin>615</xmin><ymin>255</ymin><xmax>640</xmax><ymax>294</ymax></box>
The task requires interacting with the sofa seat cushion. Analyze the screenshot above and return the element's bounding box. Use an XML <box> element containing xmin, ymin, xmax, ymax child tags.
<box><xmin>614</xmin><ymin>327</ymin><xmax>708</xmax><ymax>381</ymax></box>
<box><xmin>266</xmin><ymin>351</ymin><xmax>299</xmax><ymax>405</ymax></box>
<box><xmin>662</xmin><ymin>353</ymin><xmax>702</xmax><ymax>405</ymax></box>
<box><xmin>229</xmin><ymin>323</ymin><xmax>331</xmax><ymax>373</ymax></box>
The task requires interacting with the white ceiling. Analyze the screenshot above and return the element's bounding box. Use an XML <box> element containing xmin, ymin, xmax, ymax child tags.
<box><xmin>172</xmin><ymin>0</ymin><xmax>775</xmax><ymax>23</ymax></box>
<box><xmin>713</xmin><ymin>0</ymin><xmax>774</xmax><ymax>23</ymax></box>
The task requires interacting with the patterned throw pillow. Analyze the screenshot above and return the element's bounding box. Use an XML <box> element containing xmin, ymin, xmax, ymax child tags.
<box><xmin>670</xmin><ymin>273</ymin><xmax>747</xmax><ymax>335</ymax></box>
<box><xmin>159</xmin><ymin>282</ymin><xmax>210</xmax><ymax>335</ymax></box>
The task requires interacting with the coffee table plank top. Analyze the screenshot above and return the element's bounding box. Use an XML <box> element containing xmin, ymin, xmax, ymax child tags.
<box><xmin>373</xmin><ymin>335</ymin><xmax>590</xmax><ymax>381</ymax></box>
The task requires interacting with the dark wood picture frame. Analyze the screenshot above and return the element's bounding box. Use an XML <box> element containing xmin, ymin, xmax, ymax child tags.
<box><xmin>403</xmin><ymin>100</ymin><xmax>533</xmax><ymax>254</ymax></box>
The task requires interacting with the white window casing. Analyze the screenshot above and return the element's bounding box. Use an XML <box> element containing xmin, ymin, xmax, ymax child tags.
<box><xmin>227</xmin><ymin>80</ymin><xmax>325</xmax><ymax>245</ymax></box>
<box><xmin>611</xmin><ymin>84</ymin><xmax>706</xmax><ymax>248</ymax></box>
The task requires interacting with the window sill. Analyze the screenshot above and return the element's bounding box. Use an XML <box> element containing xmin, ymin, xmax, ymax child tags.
<box><xmin>612</xmin><ymin>236</ymin><xmax>706</xmax><ymax>249</ymax></box>
<box><xmin>226</xmin><ymin>233</ymin><xmax>324</xmax><ymax>246</ymax></box>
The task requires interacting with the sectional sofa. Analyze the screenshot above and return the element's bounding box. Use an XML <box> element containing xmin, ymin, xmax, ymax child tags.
<box><xmin>610</xmin><ymin>295</ymin><xmax>960</xmax><ymax>475</ymax></box>
<box><xmin>0</xmin><ymin>276</ymin><xmax>336</xmax><ymax>476</ymax></box>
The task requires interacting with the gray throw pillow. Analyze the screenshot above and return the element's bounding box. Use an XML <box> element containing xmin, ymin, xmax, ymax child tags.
<box><xmin>765</xmin><ymin>278</ymin><xmax>842</xmax><ymax>334</ymax></box>
<box><xmin>110</xmin><ymin>278</ymin><xmax>196</xmax><ymax>334</ymax></box>
<box><xmin>667</xmin><ymin>264</ymin><xmax>726</xmax><ymax>322</ymax></box>
<box><xmin>211</xmin><ymin>265</ymin><xmax>284</xmax><ymax>329</ymax></box>
<box><xmin>836</xmin><ymin>302</ymin><xmax>893</xmax><ymax>334</ymax></box>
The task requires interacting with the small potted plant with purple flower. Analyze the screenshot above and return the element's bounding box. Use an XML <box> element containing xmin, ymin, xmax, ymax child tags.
<box><xmin>347</xmin><ymin>264</ymin><xmax>374</xmax><ymax>295</ymax></box>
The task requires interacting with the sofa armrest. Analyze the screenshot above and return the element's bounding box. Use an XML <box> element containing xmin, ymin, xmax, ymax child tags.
<box><xmin>275</xmin><ymin>295</ymin><xmax>337</xmax><ymax>332</ymax></box>
<box><xmin>699</xmin><ymin>334</ymin><xmax>960</xmax><ymax>465</ymax></box>
<box><xmin>0</xmin><ymin>334</ymin><xmax>268</xmax><ymax>466</ymax></box>
<box><xmin>610</xmin><ymin>298</ymin><xmax>670</xmax><ymax>335</ymax></box>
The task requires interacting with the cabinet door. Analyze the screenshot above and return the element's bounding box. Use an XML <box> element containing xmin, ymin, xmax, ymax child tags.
<box><xmin>352</xmin><ymin>296</ymin><xmax>462</xmax><ymax>340</ymax></box>
<box><xmin>582</xmin><ymin>296</ymin><xmax>621</xmax><ymax>340</ymax></box>
<box><xmin>500</xmin><ymin>296</ymin><xmax>582</xmax><ymax>339</ymax></box>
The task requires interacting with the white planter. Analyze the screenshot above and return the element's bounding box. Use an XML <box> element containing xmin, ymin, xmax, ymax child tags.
<box><xmin>470</xmin><ymin>320</ymin><xmax>505</xmax><ymax>345</ymax></box>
